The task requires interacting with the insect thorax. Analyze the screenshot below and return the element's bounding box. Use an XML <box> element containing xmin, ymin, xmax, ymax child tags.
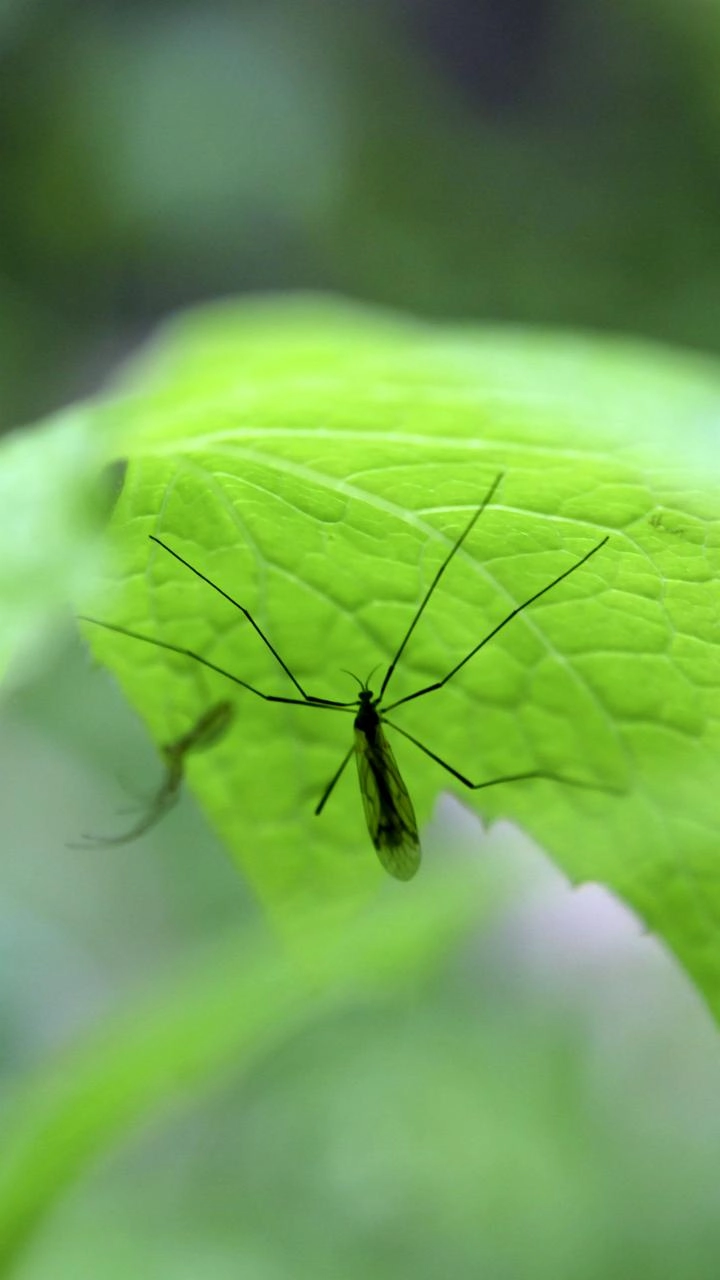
<box><xmin>353</xmin><ymin>691</ymin><xmax>381</xmax><ymax>741</ymax></box>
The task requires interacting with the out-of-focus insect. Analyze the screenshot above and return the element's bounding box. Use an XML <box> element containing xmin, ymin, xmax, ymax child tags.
<box><xmin>73</xmin><ymin>701</ymin><xmax>233</xmax><ymax>847</ymax></box>
<box><xmin>79</xmin><ymin>472</ymin><xmax>611</xmax><ymax>878</ymax></box>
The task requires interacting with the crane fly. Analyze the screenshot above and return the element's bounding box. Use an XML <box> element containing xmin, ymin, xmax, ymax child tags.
<box><xmin>79</xmin><ymin>471</ymin><xmax>611</xmax><ymax>880</ymax></box>
<box><xmin>71</xmin><ymin>701</ymin><xmax>234</xmax><ymax>848</ymax></box>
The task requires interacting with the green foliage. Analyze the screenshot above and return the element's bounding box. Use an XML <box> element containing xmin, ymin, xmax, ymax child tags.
<box><xmin>0</xmin><ymin>408</ymin><xmax>108</xmax><ymax>673</ymax></box>
<box><xmin>2</xmin><ymin>294</ymin><xmax>720</xmax><ymax>1274</ymax></box>
<box><xmin>0</xmin><ymin>872</ymin><xmax>481</xmax><ymax>1272</ymax></box>
<box><xmin>60</xmin><ymin>296</ymin><xmax>720</xmax><ymax>1013</ymax></box>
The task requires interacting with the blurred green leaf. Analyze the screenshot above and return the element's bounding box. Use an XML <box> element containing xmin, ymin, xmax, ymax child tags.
<box><xmin>0</xmin><ymin>867</ymin><xmax>479</xmax><ymax>1273</ymax></box>
<box><xmin>0</xmin><ymin>407</ymin><xmax>111</xmax><ymax>679</ymax></box>
<box><xmin>72</xmin><ymin>296</ymin><xmax>720</xmax><ymax>1017</ymax></box>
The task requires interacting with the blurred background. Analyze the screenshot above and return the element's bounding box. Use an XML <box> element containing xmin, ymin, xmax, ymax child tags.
<box><xmin>2</xmin><ymin>1</ymin><xmax>720</xmax><ymax>1276</ymax></box>
<box><xmin>5</xmin><ymin>0</ymin><xmax>720</xmax><ymax>429</ymax></box>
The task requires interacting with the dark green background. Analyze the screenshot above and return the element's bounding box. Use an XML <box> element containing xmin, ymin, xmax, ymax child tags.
<box><xmin>4</xmin><ymin>0</ymin><xmax>720</xmax><ymax>428</ymax></box>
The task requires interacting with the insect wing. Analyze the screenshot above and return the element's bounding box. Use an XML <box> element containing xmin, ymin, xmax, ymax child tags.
<box><xmin>354</xmin><ymin>724</ymin><xmax>421</xmax><ymax>881</ymax></box>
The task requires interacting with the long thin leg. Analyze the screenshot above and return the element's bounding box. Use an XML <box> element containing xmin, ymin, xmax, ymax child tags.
<box><xmin>384</xmin><ymin>535</ymin><xmax>609</xmax><ymax>713</ymax></box>
<box><xmin>69</xmin><ymin>791</ymin><xmax>181</xmax><ymax>850</ymax></box>
<box><xmin>78</xmin><ymin>617</ymin><xmax>355</xmax><ymax>711</ymax></box>
<box><xmin>150</xmin><ymin>535</ymin><xmax>315</xmax><ymax>702</ymax></box>
<box><xmin>314</xmin><ymin>744</ymin><xmax>355</xmax><ymax>815</ymax></box>
<box><xmin>385</xmin><ymin>719</ymin><xmax>619</xmax><ymax>794</ymax></box>
<box><xmin>377</xmin><ymin>472</ymin><xmax>504</xmax><ymax>702</ymax></box>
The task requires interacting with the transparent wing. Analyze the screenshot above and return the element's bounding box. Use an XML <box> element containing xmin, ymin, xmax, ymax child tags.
<box><xmin>354</xmin><ymin>726</ymin><xmax>421</xmax><ymax>881</ymax></box>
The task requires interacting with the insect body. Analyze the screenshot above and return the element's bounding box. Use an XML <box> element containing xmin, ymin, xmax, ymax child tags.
<box><xmin>352</xmin><ymin>689</ymin><xmax>420</xmax><ymax>881</ymax></box>
<box><xmin>80</xmin><ymin>471</ymin><xmax>612</xmax><ymax>879</ymax></box>
<box><xmin>73</xmin><ymin>701</ymin><xmax>233</xmax><ymax>847</ymax></box>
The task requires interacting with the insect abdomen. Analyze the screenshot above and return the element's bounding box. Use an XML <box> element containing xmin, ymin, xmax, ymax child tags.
<box><xmin>354</xmin><ymin>723</ymin><xmax>421</xmax><ymax>881</ymax></box>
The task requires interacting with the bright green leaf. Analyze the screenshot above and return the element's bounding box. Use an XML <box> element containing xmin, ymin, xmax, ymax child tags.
<box><xmin>73</xmin><ymin>296</ymin><xmax>719</xmax><ymax>1012</ymax></box>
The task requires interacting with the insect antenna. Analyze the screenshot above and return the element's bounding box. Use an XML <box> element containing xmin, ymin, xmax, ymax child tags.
<box><xmin>340</xmin><ymin>669</ymin><xmax>365</xmax><ymax>691</ymax></box>
<box><xmin>377</xmin><ymin>471</ymin><xmax>504</xmax><ymax>702</ymax></box>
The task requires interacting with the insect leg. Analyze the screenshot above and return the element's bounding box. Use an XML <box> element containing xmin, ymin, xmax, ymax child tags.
<box><xmin>377</xmin><ymin>472</ymin><xmax>504</xmax><ymax>701</ymax></box>
<box><xmin>384</xmin><ymin>719</ymin><xmax>619</xmax><ymax>794</ymax></box>
<box><xmin>78</xmin><ymin>617</ymin><xmax>353</xmax><ymax>710</ymax></box>
<box><xmin>150</xmin><ymin>535</ymin><xmax>334</xmax><ymax>703</ymax></box>
<box><xmin>383</xmin><ymin>535</ymin><xmax>609</xmax><ymax>712</ymax></box>
<box><xmin>314</xmin><ymin>744</ymin><xmax>355</xmax><ymax>816</ymax></box>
